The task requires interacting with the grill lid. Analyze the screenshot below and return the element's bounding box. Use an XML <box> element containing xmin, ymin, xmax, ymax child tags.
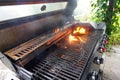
<box><xmin>0</xmin><ymin>0</ymin><xmax>77</xmax><ymax>52</ymax></box>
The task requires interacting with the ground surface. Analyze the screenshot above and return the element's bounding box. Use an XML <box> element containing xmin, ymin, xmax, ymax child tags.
<box><xmin>101</xmin><ymin>45</ymin><xmax>120</xmax><ymax>80</ymax></box>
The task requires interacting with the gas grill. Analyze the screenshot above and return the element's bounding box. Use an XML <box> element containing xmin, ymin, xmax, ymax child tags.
<box><xmin>0</xmin><ymin>0</ymin><xmax>108</xmax><ymax>80</ymax></box>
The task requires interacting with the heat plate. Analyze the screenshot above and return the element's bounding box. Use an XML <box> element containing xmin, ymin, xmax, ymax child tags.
<box><xmin>25</xmin><ymin>30</ymin><xmax>103</xmax><ymax>80</ymax></box>
<box><xmin>4</xmin><ymin>30</ymin><xmax>68</xmax><ymax>61</ymax></box>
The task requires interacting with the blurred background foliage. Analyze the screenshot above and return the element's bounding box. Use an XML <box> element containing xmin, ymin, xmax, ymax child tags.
<box><xmin>74</xmin><ymin>0</ymin><xmax>120</xmax><ymax>45</ymax></box>
<box><xmin>90</xmin><ymin>0</ymin><xmax>120</xmax><ymax>45</ymax></box>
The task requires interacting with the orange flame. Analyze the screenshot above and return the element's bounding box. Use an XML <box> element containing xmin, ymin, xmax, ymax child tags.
<box><xmin>73</xmin><ymin>27</ymin><xmax>86</xmax><ymax>34</ymax></box>
<box><xmin>68</xmin><ymin>27</ymin><xmax>87</xmax><ymax>43</ymax></box>
<box><xmin>69</xmin><ymin>34</ymin><xmax>78</xmax><ymax>42</ymax></box>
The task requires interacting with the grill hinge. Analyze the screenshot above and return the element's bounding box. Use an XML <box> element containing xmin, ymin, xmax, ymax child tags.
<box><xmin>17</xmin><ymin>66</ymin><xmax>34</xmax><ymax>80</ymax></box>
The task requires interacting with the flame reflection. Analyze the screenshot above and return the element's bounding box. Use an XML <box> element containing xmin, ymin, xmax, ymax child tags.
<box><xmin>69</xmin><ymin>34</ymin><xmax>78</xmax><ymax>42</ymax></box>
<box><xmin>54</xmin><ymin>28</ymin><xmax>60</xmax><ymax>34</ymax></box>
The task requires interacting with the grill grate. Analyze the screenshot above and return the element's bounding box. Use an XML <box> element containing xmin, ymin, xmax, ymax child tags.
<box><xmin>26</xmin><ymin>30</ymin><xmax>103</xmax><ymax>80</ymax></box>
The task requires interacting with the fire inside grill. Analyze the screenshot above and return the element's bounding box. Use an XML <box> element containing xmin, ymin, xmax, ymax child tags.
<box><xmin>73</xmin><ymin>27</ymin><xmax>86</xmax><ymax>34</ymax></box>
<box><xmin>69</xmin><ymin>27</ymin><xmax>87</xmax><ymax>43</ymax></box>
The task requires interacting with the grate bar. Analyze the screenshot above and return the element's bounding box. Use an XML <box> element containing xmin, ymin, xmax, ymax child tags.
<box><xmin>32</xmin><ymin>68</ymin><xmax>53</xmax><ymax>80</ymax></box>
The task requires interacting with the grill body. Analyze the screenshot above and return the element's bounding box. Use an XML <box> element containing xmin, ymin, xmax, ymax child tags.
<box><xmin>0</xmin><ymin>0</ymin><xmax>106</xmax><ymax>80</ymax></box>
